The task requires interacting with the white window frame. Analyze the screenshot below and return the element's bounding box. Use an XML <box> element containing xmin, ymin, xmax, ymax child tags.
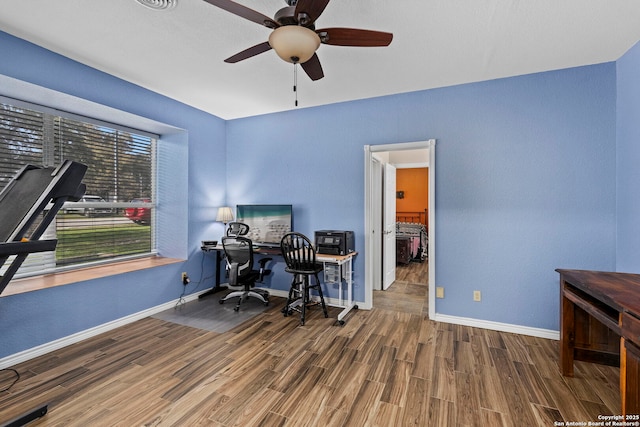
<box><xmin>1</xmin><ymin>95</ymin><xmax>159</xmax><ymax>277</ymax></box>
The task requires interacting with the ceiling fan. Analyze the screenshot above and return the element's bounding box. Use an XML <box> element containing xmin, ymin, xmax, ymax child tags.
<box><xmin>203</xmin><ymin>0</ymin><xmax>393</xmax><ymax>81</ymax></box>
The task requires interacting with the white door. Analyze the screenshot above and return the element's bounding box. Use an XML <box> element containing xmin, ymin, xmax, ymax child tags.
<box><xmin>383</xmin><ymin>163</ymin><xmax>396</xmax><ymax>290</ymax></box>
<box><xmin>371</xmin><ymin>158</ymin><xmax>383</xmax><ymax>291</ymax></box>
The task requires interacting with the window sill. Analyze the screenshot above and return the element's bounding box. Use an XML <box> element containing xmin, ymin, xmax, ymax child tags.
<box><xmin>1</xmin><ymin>256</ymin><xmax>184</xmax><ymax>297</ymax></box>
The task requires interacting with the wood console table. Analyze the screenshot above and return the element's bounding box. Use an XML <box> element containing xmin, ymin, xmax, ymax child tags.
<box><xmin>558</xmin><ymin>269</ymin><xmax>640</xmax><ymax>414</ymax></box>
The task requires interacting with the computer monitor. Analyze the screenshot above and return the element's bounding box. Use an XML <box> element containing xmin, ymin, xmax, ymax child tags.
<box><xmin>236</xmin><ymin>204</ymin><xmax>293</xmax><ymax>246</ymax></box>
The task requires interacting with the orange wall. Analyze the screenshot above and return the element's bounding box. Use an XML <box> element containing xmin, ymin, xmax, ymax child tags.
<box><xmin>396</xmin><ymin>168</ymin><xmax>428</xmax><ymax>213</ymax></box>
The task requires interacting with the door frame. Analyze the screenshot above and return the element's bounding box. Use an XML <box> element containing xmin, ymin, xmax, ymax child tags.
<box><xmin>363</xmin><ymin>139</ymin><xmax>436</xmax><ymax>319</ymax></box>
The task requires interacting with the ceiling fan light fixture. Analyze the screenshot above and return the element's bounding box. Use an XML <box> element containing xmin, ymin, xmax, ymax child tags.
<box><xmin>268</xmin><ymin>25</ymin><xmax>320</xmax><ymax>64</ymax></box>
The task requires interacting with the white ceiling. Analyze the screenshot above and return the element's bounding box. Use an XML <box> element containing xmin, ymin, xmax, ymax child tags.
<box><xmin>1</xmin><ymin>0</ymin><xmax>639</xmax><ymax>120</ymax></box>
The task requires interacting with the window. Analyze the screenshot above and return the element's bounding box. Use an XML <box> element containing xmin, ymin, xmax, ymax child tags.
<box><xmin>0</xmin><ymin>97</ymin><xmax>157</xmax><ymax>278</ymax></box>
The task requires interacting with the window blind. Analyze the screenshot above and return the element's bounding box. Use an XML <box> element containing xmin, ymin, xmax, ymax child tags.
<box><xmin>0</xmin><ymin>99</ymin><xmax>157</xmax><ymax>278</ymax></box>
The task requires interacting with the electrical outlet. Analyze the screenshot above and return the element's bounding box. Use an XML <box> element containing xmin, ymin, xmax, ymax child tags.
<box><xmin>473</xmin><ymin>290</ymin><xmax>481</xmax><ymax>302</ymax></box>
<box><xmin>181</xmin><ymin>272</ymin><xmax>190</xmax><ymax>286</ymax></box>
<box><xmin>436</xmin><ymin>287</ymin><xmax>444</xmax><ymax>299</ymax></box>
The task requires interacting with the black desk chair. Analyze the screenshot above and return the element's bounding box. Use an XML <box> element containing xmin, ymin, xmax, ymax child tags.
<box><xmin>280</xmin><ymin>232</ymin><xmax>328</xmax><ymax>325</ymax></box>
<box><xmin>220</xmin><ymin>236</ymin><xmax>271</xmax><ymax>311</ymax></box>
<box><xmin>226</xmin><ymin>221</ymin><xmax>249</xmax><ymax>237</ymax></box>
<box><xmin>224</xmin><ymin>220</ymin><xmax>271</xmax><ymax>284</ymax></box>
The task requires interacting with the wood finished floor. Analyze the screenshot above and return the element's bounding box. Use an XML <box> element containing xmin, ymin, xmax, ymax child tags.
<box><xmin>0</xmin><ymin>261</ymin><xmax>621</xmax><ymax>426</ymax></box>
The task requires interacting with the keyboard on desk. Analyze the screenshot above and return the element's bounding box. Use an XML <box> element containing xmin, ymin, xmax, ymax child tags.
<box><xmin>252</xmin><ymin>242</ymin><xmax>280</xmax><ymax>249</ymax></box>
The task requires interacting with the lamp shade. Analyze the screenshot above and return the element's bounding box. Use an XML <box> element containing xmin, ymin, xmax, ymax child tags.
<box><xmin>215</xmin><ymin>206</ymin><xmax>234</xmax><ymax>223</ymax></box>
<box><xmin>268</xmin><ymin>25</ymin><xmax>321</xmax><ymax>64</ymax></box>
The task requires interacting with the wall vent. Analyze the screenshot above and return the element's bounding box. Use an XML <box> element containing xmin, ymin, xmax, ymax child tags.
<box><xmin>135</xmin><ymin>0</ymin><xmax>177</xmax><ymax>10</ymax></box>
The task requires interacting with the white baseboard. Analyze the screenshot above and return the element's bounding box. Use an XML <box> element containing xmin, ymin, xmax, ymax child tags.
<box><xmin>433</xmin><ymin>313</ymin><xmax>559</xmax><ymax>340</ymax></box>
<box><xmin>0</xmin><ymin>288</ymin><xmax>366</xmax><ymax>369</ymax></box>
<box><xmin>0</xmin><ymin>290</ymin><xmax>208</xmax><ymax>370</ymax></box>
<box><xmin>265</xmin><ymin>289</ymin><xmax>288</xmax><ymax>299</ymax></box>
<box><xmin>266</xmin><ymin>288</ymin><xmax>367</xmax><ymax>311</ymax></box>
<box><xmin>2</xmin><ymin>291</ymin><xmax>557</xmax><ymax>370</ymax></box>
<box><xmin>275</xmin><ymin>290</ymin><xmax>556</xmax><ymax>339</ymax></box>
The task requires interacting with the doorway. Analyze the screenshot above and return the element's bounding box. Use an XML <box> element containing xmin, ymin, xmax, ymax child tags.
<box><xmin>364</xmin><ymin>140</ymin><xmax>436</xmax><ymax>319</ymax></box>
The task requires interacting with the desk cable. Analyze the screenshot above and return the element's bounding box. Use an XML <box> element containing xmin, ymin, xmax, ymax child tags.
<box><xmin>175</xmin><ymin>251</ymin><xmax>216</xmax><ymax>309</ymax></box>
<box><xmin>0</xmin><ymin>368</ymin><xmax>19</xmax><ymax>392</ymax></box>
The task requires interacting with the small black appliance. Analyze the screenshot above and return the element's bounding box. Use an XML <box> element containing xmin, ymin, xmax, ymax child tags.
<box><xmin>314</xmin><ymin>230</ymin><xmax>355</xmax><ymax>256</ymax></box>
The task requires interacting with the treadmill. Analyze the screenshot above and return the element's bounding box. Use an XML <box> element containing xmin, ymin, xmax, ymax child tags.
<box><xmin>0</xmin><ymin>160</ymin><xmax>86</xmax><ymax>427</ymax></box>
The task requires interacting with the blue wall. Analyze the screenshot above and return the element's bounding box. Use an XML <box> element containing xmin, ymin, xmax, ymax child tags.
<box><xmin>0</xmin><ymin>31</ymin><xmax>227</xmax><ymax>359</ymax></box>
<box><xmin>616</xmin><ymin>41</ymin><xmax>640</xmax><ymax>271</ymax></box>
<box><xmin>0</xmin><ymin>28</ymin><xmax>633</xmax><ymax>360</ymax></box>
<box><xmin>228</xmin><ymin>64</ymin><xmax>618</xmax><ymax>331</ymax></box>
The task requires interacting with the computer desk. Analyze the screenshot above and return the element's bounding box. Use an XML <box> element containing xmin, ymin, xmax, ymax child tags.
<box><xmin>200</xmin><ymin>244</ymin><xmax>358</xmax><ymax>324</ymax></box>
<box><xmin>199</xmin><ymin>244</ymin><xmax>281</xmax><ymax>298</ymax></box>
<box><xmin>199</xmin><ymin>244</ymin><xmax>226</xmax><ymax>298</ymax></box>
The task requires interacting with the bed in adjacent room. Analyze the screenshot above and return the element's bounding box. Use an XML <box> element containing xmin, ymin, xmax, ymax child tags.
<box><xmin>395</xmin><ymin>210</ymin><xmax>428</xmax><ymax>264</ymax></box>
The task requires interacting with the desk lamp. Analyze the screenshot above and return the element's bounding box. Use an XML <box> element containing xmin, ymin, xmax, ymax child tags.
<box><xmin>216</xmin><ymin>206</ymin><xmax>234</xmax><ymax>238</ymax></box>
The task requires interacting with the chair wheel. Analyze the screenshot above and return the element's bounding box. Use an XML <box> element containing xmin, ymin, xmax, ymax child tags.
<box><xmin>219</xmin><ymin>299</ymin><xmax>225</xmax><ymax>304</ymax></box>
<box><xmin>234</xmin><ymin>306</ymin><xmax>240</xmax><ymax>312</ymax></box>
<box><xmin>354</xmin><ymin>305</ymin><xmax>359</xmax><ymax>310</ymax></box>
<box><xmin>339</xmin><ymin>320</ymin><xmax>345</xmax><ymax>326</ymax></box>
<box><xmin>264</xmin><ymin>301</ymin><xmax>269</xmax><ymax>306</ymax></box>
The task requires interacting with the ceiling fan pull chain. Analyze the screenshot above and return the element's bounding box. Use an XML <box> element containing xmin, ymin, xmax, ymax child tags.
<box><xmin>293</xmin><ymin>63</ymin><xmax>299</xmax><ymax>107</ymax></box>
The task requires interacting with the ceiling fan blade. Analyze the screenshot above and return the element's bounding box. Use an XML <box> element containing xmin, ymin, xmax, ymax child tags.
<box><xmin>317</xmin><ymin>27</ymin><xmax>393</xmax><ymax>47</ymax></box>
<box><xmin>202</xmin><ymin>0</ymin><xmax>278</xmax><ymax>28</ymax></box>
<box><xmin>224</xmin><ymin>41</ymin><xmax>272</xmax><ymax>63</ymax></box>
<box><xmin>301</xmin><ymin>53</ymin><xmax>324</xmax><ymax>81</ymax></box>
<box><xmin>294</xmin><ymin>0</ymin><xmax>330</xmax><ymax>26</ymax></box>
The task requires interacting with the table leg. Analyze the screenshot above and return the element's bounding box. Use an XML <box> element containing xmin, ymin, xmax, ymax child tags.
<box><xmin>199</xmin><ymin>250</ymin><xmax>227</xmax><ymax>299</ymax></box>
<box><xmin>337</xmin><ymin>257</ymin><xmax>357</xmax><ymax>325</ymax></box>
<box><xmin>560</xmin><ymin>283</ymin><xmax>575</xmax><ymax>376</ymax></box>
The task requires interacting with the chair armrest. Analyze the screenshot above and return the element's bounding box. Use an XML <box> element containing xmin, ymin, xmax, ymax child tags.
<box><xmin>228</xmin><ymin>262</ymin><xmax>239</xmax><ymax>287</ymax></box>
